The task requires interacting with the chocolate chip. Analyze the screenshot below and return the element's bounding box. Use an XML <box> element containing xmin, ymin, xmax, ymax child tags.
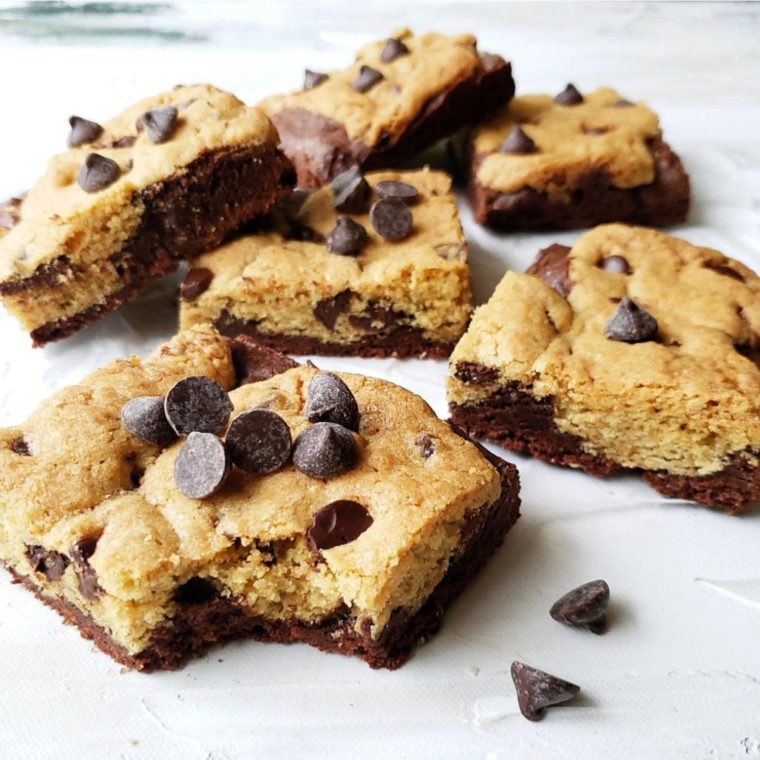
<box><xmin>370</xmin><ymin>197</ymin><xmax>412</xmax><ymax>241</ymax></box>
<box><xmin>77</xmin><ymin>153</ymin><xmax>120</xmax><ymax>193</ymax></box>
<box><xmin>280</xmin><ymin>187</ymin><xmax>311</xmax><ymax>219</ymax></box>
<box><xmin>305</xmin><ymin>372</ymin><xmax>360</xmax><ymax>431</ymax></box>
<box><xmin>500</xmin><ymin>126</ymin><xmax>537</xmax><ymax>154</ymax></box>
<box><xmin>25</xmin><ymin>545</ymin><xmax>69</xmax><ymax>582</ymax></box>
<box><xmin>380</xmin><ymin>37</ymin><xmax>410</xmax><ymax>63</ymax></box>
<box><xmin>314</xmin><ymin>289</ymin><xmax>353</xmax><ymax>330</ymax></box>
<box><xmin>605</xmin><ymin>297</ymin><xmax>658</xmax><ymax>343</ymax></box>
<box><xmin>293</xmin><ymin>422</ymin><xmax>358</xmax><ymax>479</ymax></box>
<box><xmin>600</xmin><ymin>255</ymin><xmax>630</xmax><ymax>274</ymax></box>
<box><xmin>554</xmin><ymin>83</ymin><xmax>584</xmax><ymax>105</ymax></box>
<box><xmin>225</xmin><ymin>409</ymin><xmax>292</xmax><ymax>474</ymax></box>
<box><xmin>352</xmin><ymin>65</ymin><xmax>383</xmax><ymax>93</ymax></box>
<box><xmin>415</xmin><ymin>433</ymin><xmax>435</xmax><ymax>459</ymax></box>
<box><xmin>67</xmin><ymin>115</ymin><xmax>103</xmax><ymax>148</ymax></box>
<box><xmin>230</xmin><ymin>335</ymin><xmax>299</xmax><ymax>386</ymax></box>
<box><xmin>304</xmin><ymin>69</ymin><xmax>328</xmax><ymax>90</ymax></box>
<box><xmin>180</xmin><ymin>268</ymin><xmax>214</xmax><ymax>300</ymax></box>
<box><xmin>70</xmin><ymin>537</ymin><xmax>101</xmax><ymax>599</ymax></box>
<box><xmin>511</xmin><ymin>662</ymin><xmax>581</xmax><ymax>721</ymax></box>
<box><xmin>331</xmin><ymin>166</ymin><xmax>371</xmax><ymax>214</ymax></box>
<box><xmin>307</xmin><ymin>500</ymin><xmax>373</xmax><ymax>551</ymax></box>
<box><xmin>325</xmin><ymin>216</ymin><xmax>368</xmax><ymax>256</ymax></box>
<box><xmin>164</xmin><ymin>376</ymin><xmax>233</xmax><ymax>436</ymax></box>
<box><xmin>375</xmin><ymin>180</ymin><xmax>419</xmax><ymax>205</ymax></box>
<box><xmin>174</xmin><ymin>577</ymin><xmax>217</xmax><ymax>604</ymax></box>
<box><xmin>121</xmin><ymin>396</ymin><xmax>178</xmax><ymax>447</ymax></box>
<box><xmin>112</xmin><ymin>135</ymin><xmax>137</xmax><ymax>148</ymax></box>
<box><xmin>704</xmin><ymin>260</ymin><xmax>745</xmax><ymax>282</ymax></box>
<box><xmin>550</xmin><ymin>579</ymin><xmax>610</xmax><ymax>633</ymax></box>
<box><xmin>613</xmin><ymin>98</ymin><xmax>634</xmax><ymax>108</ymax></box>
<box><xmin>0</xmin><ymin>196</ymin><xmax>23</xmax><ymax>230</ymax></box>
<box><xmin>174</xmin><ymin>432</ymin><xmax>230</xmax><ymax>499</ymax></box>
<box><xmin>138</xmin><ymin>105</ymin><xmax>179</xmax><ymax>144</ymax></box>
<box><xmin>526</xmin><ymin>244</ymin><xmax>573</xmax><ymax>297</ymax></box>
<box><xmin>10</xmin><ymin>436</ymin><xmax>31</xmax><ymax>456</ymax></box>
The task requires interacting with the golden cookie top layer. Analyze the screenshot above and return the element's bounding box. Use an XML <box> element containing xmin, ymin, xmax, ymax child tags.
<box><xmin>260</xmin><ymin>29</ymin><xmax>485</xmax><ymax>147</ymax></box>
<box><xmin>0</xmin><ymin>84</ymin><xmax>279</xmax><ymax>281</ymax></box>
<box><xmin>448</xmin><ymin>225</ymin><xmax>760</xmax><ymax>474</ymax></box>
<box><xmin>473</xmin><ymin>88</ymin><xmax>661</xmax><ymax>196</ymax></box>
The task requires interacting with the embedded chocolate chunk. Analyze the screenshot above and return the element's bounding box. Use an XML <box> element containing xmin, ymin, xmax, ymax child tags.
<box><xmin>511</xmin><ymin>661</ymin><xmax>581</xmax><ymax>721</ymax></box>
<box><xmin>605</xmin><ymin>297</ymin><xmax>658</xmax><ymax>343</ymax></box>
<box><xmin>304</xmin><ymin>69</ymin><xmax>328</xmax><ymax>90</ymax></box>
<box><xmin>550</xmin><ymin>579</ymin><xmax>610</xmax><ymax>633</ymax></box>
<box><xmin>225</xmin><ymin>409</ymin><xmax>292</xmax><ymax>474</ymax></box>
<box><xmin>25</xmin><ymin>545</ymin><xmax>69</xmax><ymax>582</ymax></box>
<box><xmin>380</xmin><ymin>37</ymin><xmax>409</xmax><ymax>63</ymax></box>
<box><xmin>325</xmin><ymin>216</ymin><xmax>368</xmax><ymax>255</ymax></box>
<box><xmin>704</xmin><ymin>260</ymin><xmax>746</xmax><ymax>282</ymax></box>
<box><xmin>307</xmin><ymin>499</ymin><xmax>373</xmax><ymax>551</ymax></box>
<box><xmin>370</xmin><ymin>197</ymin><xmax>412</xmax><ymax>241</ymax></box>
<box><xmin>164</xmin><ymin>376</ymin><xmax>233</xmax><ymax>436</ymax></box>
<box><xmin>77</xmin><ymin>153</ymin><xmax>121</xmax><ymax>193</ymax></box>
<box><xmin>121</xmin><ymin>396</ymin><xmax>178</xmax><ymax>447</ymax></box>
<box><xmin>500</xmin><ymin>126</ymin><xmax>537</xmax><ymax>155</ymax></box>
<box><xmin>375</xmin><ymin>180</ymin><xmax>419</xmax><ymax>204</ymax></box>
<box><xmin>0</xmin><ymin>195</ymin><xmax>23</xmax><ymax>230</ymax></box>
<box><xmin>180</xmin><ymin>268</ymin><xmax>214</xmax><ymax>300</ymax></box>
<box><xmin>314</xmin><ymin>290</ymin><xmax>353</xmax><ymax>330</ymax></box>
<box><xmin>331</xmin><ymin>166</ymin><xmax>371</xmax><ymax>214</ymax></box>
<box><xmin>293</xmin><ymin>422</ymin><xmax>358</xmax><ymax>479</ymax></box>
<box><xmin>415</xmin><ymin>433</ymin><xmax>435</xmax><ymax>459</ymax></box>
<box><xmin>352</xmin><ymin>65</ymin><xmax>384</xmax><ymax>93</ymax></box>
<box><xmin>139</xmin><ymin>105</ymin><xmax>179</xmax><ymax>144</ymax></box>
<box><xmin>112</xmin><ymin>135</ymin><xmax>137</xmax><ymax>148</ymax></box>
<box><xmin>305</xmin><ymin>372</ymin><xmax>360</xmax><ymax>431</ymax></box>
<box><xmin>67</xmin><ymin>115</ymin><xmax>103</xmax><ymax>148</ymax></box>
<box><xmin>600</xmin><ymin>255</ymin><xmax>630</xmax><ymax>274</ymax></box>
<box><xmin>174</xmin><ymin>431</ymin><xmax>230</xmax><ymax>499</ymax></box>
<box><xmin>11</xmin><ymin>436</ymin><xmax>31</xmax><ymax>456</ymax></box>
<box><xmin>229</xmin><ymin>335</ymin><xmax>299</xmax><ymax>385</ymax></box>
<box><xmin>554</xmin><ymin>83</ymin><xmax>583</xmax><ymax>105</ymax></box>
<box><xmin>526</xmin><ymin>244</ymin><xmax>573</xmax><ymax>298</ymax></box>
<box><xmin>70</xmin><ymin>537</ymin><xmax>102</xmax><ymax>600</ymax></box>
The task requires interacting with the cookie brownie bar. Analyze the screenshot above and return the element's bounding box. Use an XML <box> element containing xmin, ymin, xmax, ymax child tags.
<box><xmin>1</xmin><ymin>326</ymin><xmax>520</xmax><ymax>670</ymax></box>
<box><xmin>180</xmin><ymin>168</ymin><xmax>471</xmax><ymax>358</ymax></box>
<box><xmin>260</xmin><ymin>28</ymin><xmax>514</xmax><ymax>187</ymax></box>
<box><xmin>466</xmin><ymin>86</ymin><xmax>689</xmax><ymax>231</ymax></box>
<box><xmin>448</xmin><ymin>224</ymin><xmax>760</xmax><ymax>513</ymax></box>
<box><xmin>0</xmin><ymin>85</ymin><xmax>294</xmax><ymax>345</ymax></box>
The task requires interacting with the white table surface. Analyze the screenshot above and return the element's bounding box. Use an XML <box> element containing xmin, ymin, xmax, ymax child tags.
<box><xmin>0</xmin><ymin>2</ymin><xmax>759</xmax><ymax>758</ymax></box>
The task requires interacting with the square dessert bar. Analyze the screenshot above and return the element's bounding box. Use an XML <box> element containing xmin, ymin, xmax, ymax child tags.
<box><xmin>0</xmin><ymin>326</ymin><xmax>520</xmax><ymax>671</ymax></box>
<box><xmin>179</xmin><ymin>168</ymin><xmax>472</xmax><ymax>358</ymax></box>
<box><xmin>0</xmin><ymin>85</ymin><xmax>295</xmax><ymax>346</ymax></box>
<box><xmin>466</xmin><ymin>86</ymin><xmax>690</xmax><ymax>231</ymax></box>
<box><xmin>260</xmin><ymin>28</ymin><xmax>514</xmax><ymax>187</ymax></box>
<box><xmin>448</xmin><ymin>224</ymin><xmax>760</xmax><ymax>513</ymax></box>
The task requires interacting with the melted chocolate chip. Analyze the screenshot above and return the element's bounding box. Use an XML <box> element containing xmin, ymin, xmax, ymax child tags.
<box><xmin>500</xmin><ymin>125</ymin><xmax>537</xmax><ymax>154</ymax></box>
<box><xmin>121</xmin><ymin>396</ymin><xmax>177</xmax><ymax>447</ymax></box>
<box><xmin>67</xmin><ymin>115</ymin><xmax>103</xmax><ymax>148</ymax></box>
<box><xmin>164</xmin><ymin>376</ymin><xmax>233</xmax><ymax>436</ymax></box>
<box><xmin>370</xmin><ymin>197</ymin><xmax>412</xmax><ymax>241</ymax></box>
<box><xmin>174</xmin><ymin>432</ymin><xmax>230</xmax><ymax>499</ymax></box>
<box><xmin>180</xmin><ymin>268</ymin><xmax>214</xmax><ymax>300</ymax></box>
<box><xmin>304</xmin><ymin>69</ymin><xmax>328</xmax><ymax>90</ymax></box>
<box><xmin>511</xmin><ymin>662</ymin><xmax>581</xmax><ymax>721</ymax></box>
<box><xmin>77</xmin><ymin>153</ymin><xmax>120</xmax><ymax>193</ymax></box>
<box><xmin>70</xmin><ymin>536</ymin><xmax>102</xmax><ymax>599</ymax></box>
<box><xmin>526</xmin><ymin>244</ymin><xmax>573</xmax><ymax>297</ymax></box>
<box><xmin>225</xmin><ymin>409</ymin><xmax>292</xmax><ymax>474</ymax></box>
<box><xmin>325</xmin><ymin>216</ymin><xmax>368</xmax><ymax>255</ymax></box>
<box><xmin>25</xmin><ymin>545</ymin><xmax>69</xmax><ymax>582</ymax></box>
<box><xmin>352</xmin><ymin>65</ymin><xmax>384</xmax><ymax>93</ymax></box>
<box><xmin>293</xmin><ymin>422</ymin><xmax>358</xmax><ymax>479</ymax></box>
<box><xmin>138</xmin><ymin>105</ymin><xmax>179</xmax><ymax>144</ymax></box>
<box><xmin>554</xmin><ymin>83</ymin><xmax>584</xmax><ymax>106</ymax></box>
<box><xmin>613</xmin><ymin>98</ymin><xmax>634</xmax><ymax>108</ymax></box>
<box><xmin>605</xmin><ymin>297</ymin><xmax>658</xmax><ymax>343</ymax></box>
<box><xmin>600</xmin><ymin>255</ymin><xmax>630</xmax><ymax>274</ymax></box>
<box><xmin>375</xmin><ymin>180</ymin><xmax>419</xmax><ymax>205</ymax></box>
<box><xmin>314</xmin><ymin>289</ymin><xmax>353</xmax><ymax>330</ymax></box>
<box><xmin>331</xmin><ymin>166</ymin><xmax>371</xmax><ymax>214</ymax></box>
<box><xmin>380</xmin><ymin>37</ymin><xmax>410</xmax><ymax>63</ymax></box>
<box><xmin>415</xmin><ymin>433</ymin><xmax>435</xmax><ymax>459</ymax></box>
<box><xmin>307</xmin><ymin>500</ymin><xmax>373</xmax><ymax>551</ymax></box>
<box><xmin>174</xmin><ymin>577</ymin><xmax>217</xmax><ymax>604</ymax></box>
<box><xmin>704</xmin><ymin>260</ymin><xmax>745</xmax><ymax>282</ymax></box>
<box><xmin>10</xmin><ymin>436</ymin><xmax>31</xmax><ymax>456</ymax></box>
<box><xmin>550</xmin><ymin>579</ymin><xmax>610</xmax><ymax>633</ymax></box>
<box><xmin>305</xmin><ymin>372</ymin><xmax>360</xmax><ymax>431</ymax></box>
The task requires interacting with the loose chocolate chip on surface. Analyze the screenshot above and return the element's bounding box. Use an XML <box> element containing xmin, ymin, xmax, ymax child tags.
<box><xmin>331</xmin><ymin>166</ymin><xmax>371</xmax><ymax>214</ymax></box>
<box><xmin>550</xmin><ymin>579</ymin><xmax>610</xmax><ymax>633</ymax></box>
<box><xmin>554</xmin><ymin>83</ymin><xmax>584</xmax><ymax>105</ymax></box>
<box><xmin>293</xmin><ymin>422</ymin><xmax>357</xmax><ymax>479</ymax></box>
<box><xmin>352</xmin><ymin>65</ymin><xmax>384</xmax><ymax>93</ymax></box>
<box><xmin>613</xmin><ymin>98</ymin><xmax>635</xmax><ymax>108</ymax></box>
<box><xmin>600</xmin><ymin>255</ymin><xmax>631</xmax><ymax>274</ymax></box>
<box><xmin>77</xmin><ymin>153</ymin><xmax>120</xmax><ymax>193</ymax></box>
<box><xmin>500</xmin><ymin>125</ymin><xmax>537</xmax><ymax>154</ymax></box>
<box><xmin>511</xmin><ymin>662</ymin><xmax>580</xmax><ymax>721</ymax></box>
<box><xmin>139</xmin><ymin>105</ymin><xmax>179</xmax><ymax>144</ymax></box>
<box><xmin>380</xmin><ymin>37</ymin><xmax>410</xmax><ymax>63</ymax></box>
<box><xmin>121</xmin><ymin>396</ymin><xmax>178</xmax><ymax>447</ymax></box>
<box><xmin>225</xmin><ymin>409</ymin><xmax>292</xmax><ymax>474</ymax></box>
<box><xmin>415</xmin><ymin>433</ymin><xmax>435</xmax><ymax>459</ymax></box>
<box><xmin>325</xmin><ymin>216</ymin><xmax>368</xmax><ymax>255</ymax></box>
<box><xmin>180</xmin><ymin>268</ymin><xmax>214</xmax><ymax>300</ymax></box>
<box><xmin>304</xmin><ymin>69</ymin><xmax>328</xmax><ymax>90</ymax></box>
<box><xmin>370</xmin><ymin>197</ymin><xmax>412</xmax><ymax>241</ymax></box>
<box><xmin>11</xmin><ymin>436</ymin><xmax>31</xmax><ymax>456</ymax></box>
<box><xmin>305</xmin><ymin>372</ymin><xmax>360</xmax><ymax>431</ymax></box>
<box><xmin>605</xmin><ymin>297</ymin><xmax>658</xmax><ymax>343</ymax></box>
<box><xmin>164</xmin><ymin>376</ymin><xmax>233</xmax><ymax>436</ymax></box>
<box><xmin>307</xmin><ymin>500</ymin><xmax>373</xmax><ymax>551</ymax></box>
<box><xmin>375</xmin><ymin>180</ymin><xmax>419</xmax><ymax>204</ymax></box>
<box><xmin>67</xmin><ymin>115</ymin><xmax>103</xmax><ymax>148</ymax></box>
<box><xmin>174</xmin><ymin>432</ymin><xmax>230</xmax><ymax>499</ymax></box>
<box><xmin>25</xmin><ymin>545</ymin><xmax>69</xmax><ymax>582</ymax></box>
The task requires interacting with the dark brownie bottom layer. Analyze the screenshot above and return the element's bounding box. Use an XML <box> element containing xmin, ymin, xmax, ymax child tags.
<box><xmin>468</xmin><ymin>137</ymin><xmax>690</xmax><ymax>231</ymax></box>
<box><xmin>5</xmin><ymin>446</ymin><xmax>520</xmax><ymax>671</ymax></box>
<box><xmin>3</xmin><ymin>144</ymin><xmax>295</xmax><ymax>346</ymax></box>
<box><xmin>450</xmin><ymin>367</ymin><xmax>759</xmax><ymax>514</ymax></box>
